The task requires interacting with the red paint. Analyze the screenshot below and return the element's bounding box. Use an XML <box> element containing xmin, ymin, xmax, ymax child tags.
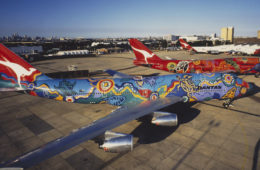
<box><xmin>254</xmin><ymin>49</ymin><xmax>260</xmax><ymax>55</ymax></box>
<box><xmin>129</xmin><ymin>39</ymin><xmax>260</xmax><ymax>74</ymax></box>
<box><xmin>29</xmin><ymin>91</ymin><xmax>38</xmax><ymax>96</ymax></box>
<box><xmin>179</xmin><ymin>38</ymin><xmax>197</xmax><ymax>52</ymax></box>
<box><xmin>0</xmin><ymin>44</ymin><xmax>41</xmax><ymax>82</ymax></box>
<box><xmin>138</xmin><ymin>89</ymin><xmax>152</xmax><ymax>98</ymax></box>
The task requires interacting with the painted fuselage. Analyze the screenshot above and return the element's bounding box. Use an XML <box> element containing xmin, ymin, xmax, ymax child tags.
<box><xmin>18</xmin><ymin>73</ymin><xmax>248</xmax><ymax>106</ymax></box>
<box><xmin>134</xmin><ymin>57</ymin><xmax>260</xmax><ymax>74</ymax></box>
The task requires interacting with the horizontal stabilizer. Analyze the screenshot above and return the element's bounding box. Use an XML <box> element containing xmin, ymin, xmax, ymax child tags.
<box><xmin>0</xmin><ymin>87</ymin><xmax>26</xmax><ymax>91</ymax></box>
<box><xmin>0</xmin><ymin>79</ymin><xmax>26</xmax><ymax>91</ymax></box>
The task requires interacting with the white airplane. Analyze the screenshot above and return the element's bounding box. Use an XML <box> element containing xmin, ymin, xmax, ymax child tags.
<box><xmin>179</xmin><ymin>39</ymin><xmax>260</xmax><ymax>55</ymax></box>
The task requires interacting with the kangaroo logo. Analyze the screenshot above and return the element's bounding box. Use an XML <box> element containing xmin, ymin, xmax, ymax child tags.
<box><xmin>180</xmin><ymin>40</ymin><xmax>189</xmax><ymax>48</ymax></box>
<box><xmin>131</xmin><ymin>46</ymin><xmax>155</xmax><ymax>64</ymax></box>
<box><xmin>0</xmin><ymin>57</ymin><xmax>36</xmax><ymax>89</ymax></box>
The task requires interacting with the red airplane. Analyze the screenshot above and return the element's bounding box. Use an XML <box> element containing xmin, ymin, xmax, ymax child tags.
<box><xmin>129</xmin><ymin>39</ymin><xmax>260</xmax><ymax>76</ymax></box>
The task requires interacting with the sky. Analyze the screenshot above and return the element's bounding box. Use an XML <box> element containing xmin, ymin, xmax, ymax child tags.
<box><xmin>0</xmin><ymin>0</ymin><xmax>260</xmax><ymax>38</ymax></box>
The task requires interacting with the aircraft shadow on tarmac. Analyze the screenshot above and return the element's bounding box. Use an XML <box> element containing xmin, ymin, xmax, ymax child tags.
<box><xmin>252</xmin><ymin>138</ymin><xmax>260</xmax><ymax>170</ymax></box>
<box><xmin>201</xmin><ymin>82</ymin><xmax>260</xmax><ymax>117</ymax></box>
<box><xmin>131</xmin><ymin>102</ymin><xmax>200</xmax><ymax>144</ymax></box>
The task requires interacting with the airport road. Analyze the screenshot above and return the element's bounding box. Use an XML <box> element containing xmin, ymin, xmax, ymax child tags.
<box><xmin>0</xmin><ymin>51</ymin><xmax>259</xmax><ymax>170</ymax></box>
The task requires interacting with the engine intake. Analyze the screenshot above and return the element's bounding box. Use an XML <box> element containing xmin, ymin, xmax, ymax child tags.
<box><xmin>151</xmin><ymin>111</ymin><xmax>178</xmax><ymax>126</ymax></box>
<box><xmin>99</xmin><ymin>131</ymin><xmax>133</xmax><ymax>153</ymax></box>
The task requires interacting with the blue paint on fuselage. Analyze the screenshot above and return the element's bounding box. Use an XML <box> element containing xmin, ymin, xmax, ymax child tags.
<box><xmin>30</xmin><ymin>73</ymin><xmax>244</xmax><ymax>106</ymax></box>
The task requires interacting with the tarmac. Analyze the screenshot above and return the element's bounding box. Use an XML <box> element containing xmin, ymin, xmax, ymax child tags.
<box><xmin>0</xmin><ymin>50</ymin><xmax>259</xmax><ymax>170</ymax></box>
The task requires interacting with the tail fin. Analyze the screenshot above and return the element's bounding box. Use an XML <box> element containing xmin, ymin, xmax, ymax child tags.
<box><xmin>0</xmin><ymin>44</ymin><xmax>49</xmax><ymax>90</ymax></box>
<box><xmin>179</xmin><ymin>39</ymin><xmax>196</xmax><ymax>52</ymax></box>
<box><xmin>128</xmin><ymin>39</ymin><xmax>162</xmax><ymax>64</ymax></box>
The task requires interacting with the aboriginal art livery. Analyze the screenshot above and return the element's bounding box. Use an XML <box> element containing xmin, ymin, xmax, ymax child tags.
<box><xmin>0</xmin><ymin>44</ymin><xmax>250</xmax><ymax>106</ymax></box>
<box><xmin>129</xmin><ymin>39</ymin><xmax>260</xmax><ymax>75</ymax></box>
<box><xmin>0</xmin><ymin>43</ymin><xmax>256</xmax><ymax>168</ymax></box>
<box><xmin>13</xmin><ymin>72</ymin><xmax>249</xmax><ymax>106</ymax></box>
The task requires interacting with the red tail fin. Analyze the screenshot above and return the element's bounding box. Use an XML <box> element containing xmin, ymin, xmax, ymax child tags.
<box><xmin>0</xmin><ymin>44</ymin><xmax>45</xmax><ymax>89</ymax></box>
<box><xmin>179</xmin><ymin>39</ymin><xmax>196</xmax><ymax>52</ymax></box>
<box><xmin>129</xmin><ymin>39</ymin><xmax>162</xmax><ymax>64</ymax></box>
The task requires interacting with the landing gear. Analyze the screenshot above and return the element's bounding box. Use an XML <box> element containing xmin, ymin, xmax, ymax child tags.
<box><xmin>223</xmin><ymin>98</ymin><xmax>233</xmax><ymax>109</ymax></box>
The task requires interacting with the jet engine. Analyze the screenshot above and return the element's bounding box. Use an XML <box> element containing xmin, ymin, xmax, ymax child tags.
<box><xmin>151</xmin><ymin>111</ymin><xmax>178</xmax><ymax>126</ymax></box>
<box><xmin>99</xmin><ymin>131</ymin><xmax>133</xmax><ymax>153</ymax></box>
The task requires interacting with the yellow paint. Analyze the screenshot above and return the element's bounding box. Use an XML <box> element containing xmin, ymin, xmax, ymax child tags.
<box><xmin>202</xmin><ymin>73</ymin><xmax>215</xmax><ymax>77</ymax></box>
<box><xmin>189</xmin><ymin>97</ymin><xmax>197</xmax><ymax>102</ymax></box>
<box><xmin>32</xmin><ymin>72</ymin><xmax>42</xmax><ymax>81</ymax></box>
<box><xmin>55</xmin><ymin>95</ymin><xmax>63</xmax><ymax>101</ymax></box>
<box><xmin>97</xmin><ymin>79</ymin><xmax>114</xmax><ymax>93</ymax></box>
<box><xmin>223</xmin><ymin>74</ymin><xmax>233</xmax><ymax>84</ymax></box>
<box><xmin>193</xmin><ymin>60</ymin><xmax>200</xmax><ymax>65</ymax></box>
<box><xmin>199</xmin><ymin>80</ymin><xmax>222</xmax><ymax>87</ymax></box>
<box><xmin>35</xmin><ymin>84</ymin><xmax>63</xmax><ymax>100</ymax></box>
<box><xmin>75</xmin><ymin>87</ymin><xmax>94</xmax><ymax>99</ymax></box>
<box><xmin>111</xmin><ymin>86</ymin><xmax>147</xmax><ymax>101</ymax></box>
<box><xmin>221</xmin><ymin>87</ymin><xmax>236</xmax><ymax>99</ymax></box>
<box><xmin>167</xmin><ymin>62</ymin><xmax>177</xmax><ymax>72</ymax></box>
<box><xmin>158</xmin><ymin>81</ymin><xmax>180</xmax><ymax>98</ymax></box>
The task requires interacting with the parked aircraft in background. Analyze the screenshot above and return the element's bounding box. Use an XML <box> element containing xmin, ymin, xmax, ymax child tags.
<box><xmin>129</xmin><ymin>39</ymin><xmax>260</xmax><ymax>77</ymax></box>
<box><xmin>0</xmin><ymin>44</ymin><xmax>257</xmax><ymax>168</ymax></box>
<box><xmin>179</xmin><ymin>38</ymin><xmax>260</xmax><ymax>55</ymax></box>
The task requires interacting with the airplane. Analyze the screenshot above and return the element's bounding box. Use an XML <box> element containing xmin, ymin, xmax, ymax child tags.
<box><xmin>0</xmin><ymin>43</ymin><xmax>257</xmax><ymax>168</ymax></box>
<box><xmin>129</xmin><ymin>39</ymin><xmax>260</xmax><ymax>77</ymax></box>
<box><xmin>179</xmin><ymin>38</ymin><xmax>260</xmax><ymax>56</ymax></box>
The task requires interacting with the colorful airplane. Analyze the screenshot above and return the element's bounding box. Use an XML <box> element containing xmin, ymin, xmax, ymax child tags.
<box><xmin>129</xmin><ymin>39</ymin><xmax>260</xmax><ymax>77</ymax></box>
<box><xmin>179</xmin><ymin>38</ymin><xmax>260</xmax><ymax>55</ymax></box>
<box><xmin>0</xmin><ymin>44</ymin><xmax>256</xmax><ymax>168</ymax></box>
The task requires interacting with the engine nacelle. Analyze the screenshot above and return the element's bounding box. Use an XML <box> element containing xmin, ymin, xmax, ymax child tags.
<box><xmin>99</xmin><ymin>131</ymin><xmax>133</xmax><ymax>153</ymax></box>
<box><xmin>151</xmin><ymin>111</ymin><xmax>178</xmax><ymax>126</ymax></box>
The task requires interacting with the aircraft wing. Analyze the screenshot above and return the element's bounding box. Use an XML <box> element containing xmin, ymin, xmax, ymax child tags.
<box><xmin>1</xmin><ymin>95</ymin><xmax>184</xmax><ymax>168</ymax></box>
<box><xmin>104</xmin><ymin>69</ymin><xmax>133</xmax><ymax>78</ymax></box>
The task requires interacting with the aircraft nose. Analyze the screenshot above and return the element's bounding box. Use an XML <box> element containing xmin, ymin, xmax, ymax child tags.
<box><xmin>248</xmin><ymin>82</ymin><xmax>260</xmax><ymax>92</ymax></box>
<box><xmin>253</xmin><ymin>63</ymin><xmax>260</xmax><ymax>72</ymax></box>
<box><xmin>243</xmin><ymin>82</ymin><xmax>260</xmax><ymax>97</ymax></box>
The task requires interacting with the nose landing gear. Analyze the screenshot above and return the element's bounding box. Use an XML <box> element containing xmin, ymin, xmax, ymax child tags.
<box><xmin>223</xmin><ymin>98</ymin><xmax>234</xmax><ymax>109</ymax></box>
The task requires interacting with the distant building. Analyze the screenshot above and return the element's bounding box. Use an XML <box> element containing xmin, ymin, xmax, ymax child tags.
<box><xmin>163</xmin><ymin>34</ymin><xmax>179</xmax><ymax>41</ymax></box>
<box><xmin>211</xmin><ymin>33</ymin><xmax>217</xmax><ymax>39</ymax></box>
<box><xmin>221</xmin><ymin>27</ymin><xmax>234</xmax><ymax>43</ymax></box>
<box><xmin>55</xmin><ymin>50</ymin><xmax>89</xmax><ymax>56</ymax></box>
<box><xmin>179</xmin><ymin>35</ymin><xmax>206</xmax><ymax>42</ymax></box>
<box><xmin>9</xmin><ymin>46</ymin><xmax>43</xmax><ymax>55</ymax></box>
<box><xmin>258</xmin><ymin>30</ymin><xmax>260</xmax><ymax>39</ymax></box>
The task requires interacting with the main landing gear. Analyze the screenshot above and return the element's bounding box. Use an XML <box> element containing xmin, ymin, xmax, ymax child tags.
<box><xmin>223</xmin><ymin>98</ymin><xmax>234</xmax><ymax>109</ymax></box>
